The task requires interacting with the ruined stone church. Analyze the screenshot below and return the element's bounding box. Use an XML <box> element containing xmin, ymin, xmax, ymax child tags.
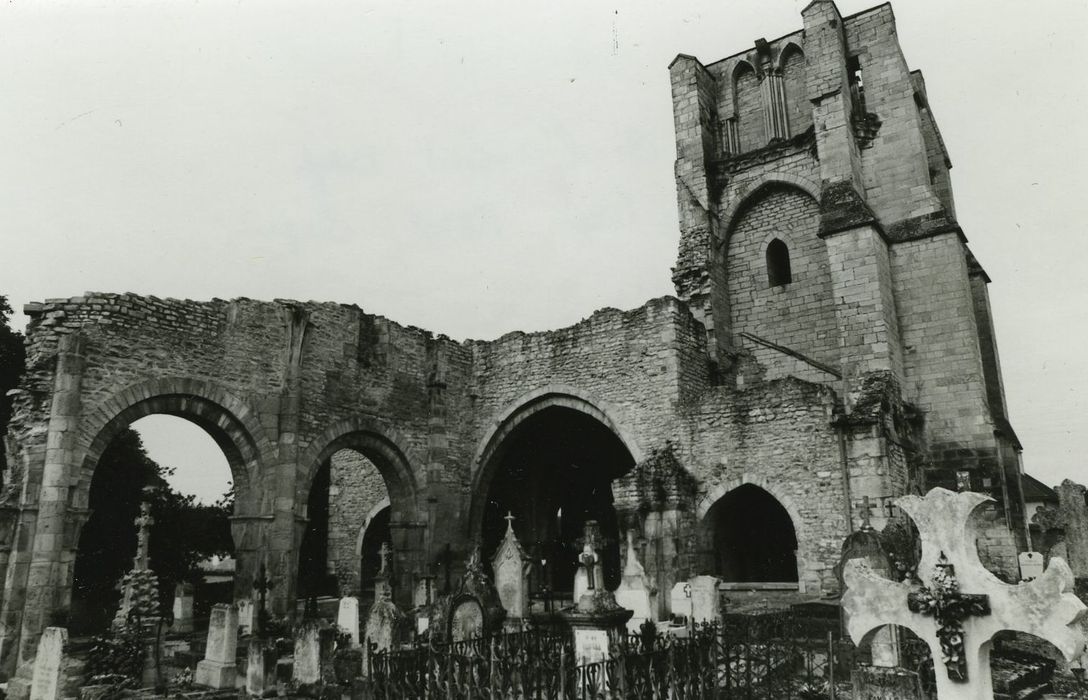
<box><xmin>0</xmin><ymin>0</ymin><xmax>1027</xmax><ymax>673</ymax></box>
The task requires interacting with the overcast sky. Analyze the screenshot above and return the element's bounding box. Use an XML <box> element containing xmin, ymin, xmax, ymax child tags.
<box><xmin>2</xmin><ymin>0</ymin><xmax>1086</xmax><ymax>502</ymax></box>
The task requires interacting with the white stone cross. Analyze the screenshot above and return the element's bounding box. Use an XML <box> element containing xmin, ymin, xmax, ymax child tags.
<box><xmin>843</xmin><ymin>488</ymin><xmax>1087</xmax><ymax>700</ymax></box>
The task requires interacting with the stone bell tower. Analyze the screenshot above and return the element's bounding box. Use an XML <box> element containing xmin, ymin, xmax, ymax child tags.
<box><xmin>668</xmin><ymin>0</ymin><xmax>1028</xmax><ymax>564</ymax></box>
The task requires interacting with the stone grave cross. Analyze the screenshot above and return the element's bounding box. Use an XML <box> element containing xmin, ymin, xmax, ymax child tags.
<box><xmin>859</xmin><ymin>494</ymin><xmax>874</xmax><ymax>530</ymax></box>
<box><xmin>843</xmin><ymin>488</ymin><xmax>1087</xmax><ymax>700</ymax></box>
<box><xmin>133</xmin><ymin>495</ymin><xmax>154</xmax><ymax>570</ymax></box>
<box><xmin>579</xmin><ymin>541</ymin><xmax>599</xmax><ymax>591</ymax></box>
<box><xmin>378</xmin><ymin>541</ymin><xmax>391</xmax><ymax>577</ymax></box>
<box><xmin>252</xmin><ymin>562</ymin><xmax>274</xmax><ymax>635</ymax></box>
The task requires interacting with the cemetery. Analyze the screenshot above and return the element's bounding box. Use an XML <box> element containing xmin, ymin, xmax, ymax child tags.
<box><xmin>2</xmin><ymin>0</ymin><xmax>1088</xmax><ymax>698</ymax></box>
<box><xmin>1</xmin><ymin>487</ymin><xmax>1086</xmax><ymax>699</ymax></box>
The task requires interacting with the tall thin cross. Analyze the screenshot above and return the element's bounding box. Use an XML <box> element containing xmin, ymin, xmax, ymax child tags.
<box><xmin>378</xmin><ymin>542</ymin><xmax>391</xmax><ymax>577</ymax></box>
<box><xmin>579</xmin><ymin>542</ymin><xmax>598</xmax><ymax>590</ymax></box>
<box><xmin>843</xmin><ymin>488</ymin><xmax>1087</xmax><ymax>700</ymax></box>
<box><xmin>504</xmin><ymin>511</ymin><xmax>516</xmax><ymax>535</ymax></box>
<box><xmin>252</xmin><ymin>563</ymin><xmax>274</xmax><ymax>636</ymax></box>
<box><xmin>133</xmin><ymin>499</ymin><xmax>154</xmax><ymax>571</ymax></box>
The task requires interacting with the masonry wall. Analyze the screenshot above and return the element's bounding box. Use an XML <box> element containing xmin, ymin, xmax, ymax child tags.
<box><xmin>327</xmin><ymin>449</ymin><xmax>388</xmax><ymax>595</ymax></box>
<box><xmin>681</xmin><ymin>377</ymin><xmax>845</xmax><ymax>594</ymax></box>
<box><xmin>726</xmin><ymin>187</ymin><xmax>839</xmax><ymax>380</ymax></box>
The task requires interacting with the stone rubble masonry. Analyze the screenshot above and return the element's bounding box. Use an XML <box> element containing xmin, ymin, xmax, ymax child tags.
<box><xmin>327</xmin><ymin>449</ymin><xmax>388</xmax><ymax>595</ymax></box>
<box><xmin>0</xmin><ymin>0</ymin><xmax>1029</xmax><ymax>674</ymax></box>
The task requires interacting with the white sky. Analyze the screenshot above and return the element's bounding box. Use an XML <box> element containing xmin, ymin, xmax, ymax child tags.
<box><xmin>2</xmin><ymin>0</ymin><xmax>1086</xmax><ymax>502</ymax></box>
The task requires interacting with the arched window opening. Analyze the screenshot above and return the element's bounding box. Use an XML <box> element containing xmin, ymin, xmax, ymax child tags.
<box><xmin>766</xmin><ymin>238</ymin><xmax>792</xmax><ymax>287</ymax></box>
<box><xmin>780</xmin><ymin>44</ymin><xmax>810</xmax><ymax>135</ymax></box>
<box><xmin>733</xmin><ymin>61</ymin><xmax>765</xmax><ymax>152</ymax></box>
<box><xmin>705</xmin><ymin>484</ymin><xmax>798</xmax><ymax>583</ymax></box>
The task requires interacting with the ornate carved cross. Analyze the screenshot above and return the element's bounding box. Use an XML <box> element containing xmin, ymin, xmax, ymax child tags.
<box><xmin>906</xmin><ymin>553</ymin><xmax>991</xmax><ymax>681</ymax></box>
<box><xmin>843</xmin><ymin>488</ymin><xmax>1087</xmax><ymax>700</ymax></box>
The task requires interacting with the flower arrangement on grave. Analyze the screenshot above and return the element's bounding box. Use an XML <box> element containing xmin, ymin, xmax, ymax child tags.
<box><xmin>797</xmin><ymin>680</ymin><xmax>830</xmax><ymax>700</ymax></box>
<box><xmin>85</xmin><ymin>619</ymin><xmax>145</xmax><ymax>686</ymax></box>
<box><xmin>907</xmin><ymin>552</ymin><xmax>991</xmax><ymax>682</ymax></box>
<box><xmin>170</xmin><ymin>665</ymin><xmax>194</xmax><ymax>689</ymax></box>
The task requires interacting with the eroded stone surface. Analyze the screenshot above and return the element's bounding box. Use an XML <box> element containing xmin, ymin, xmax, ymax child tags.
<box><xmin>844</xmin><ymin>488</ymin><xmax>1087</xmax><ymax>700</ymax></box>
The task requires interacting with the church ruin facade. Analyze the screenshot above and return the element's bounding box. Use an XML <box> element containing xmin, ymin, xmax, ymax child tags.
<box><xmin>0</xmin><ymin>0</ymin><xmax>1027</xmax><ymax>672</ymax></box>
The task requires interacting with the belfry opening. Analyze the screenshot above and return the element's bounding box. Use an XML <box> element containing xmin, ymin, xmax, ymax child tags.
<box><xmin>478</xmin><ymin>405</ymin><xmax>635</xmax><ymax>598</ymax></box>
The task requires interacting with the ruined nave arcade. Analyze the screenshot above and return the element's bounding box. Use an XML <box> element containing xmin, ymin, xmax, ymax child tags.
<box><xmin>0</xmin><ymin>292</ymin><xmax>838</xmax><ymax>672</ymax></box>
<box><xmin>0</xmin><ymin>0</ymin><xmax>1031</xmax><ymax>679</ymax></box>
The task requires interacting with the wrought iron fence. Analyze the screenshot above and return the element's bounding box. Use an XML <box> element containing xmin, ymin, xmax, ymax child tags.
<box><xmin>368</xmin><ymin>614</ymin><xmax>849</xmax><ymax>699</ymax></box>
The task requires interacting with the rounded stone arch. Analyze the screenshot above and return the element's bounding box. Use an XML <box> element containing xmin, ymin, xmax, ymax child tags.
<box><xmin>296</xmin><ymin>416</ymin><xmax>420</xmax><ymax>520</ymax></box>
<box><xmin>76</xmin><ymin>377</ymin><xmax>272</xmax><ymax>512</ymax></box>
<box><xmin>718</xmin><ymin>176</ymin><xmax>821</xmax><ymax>250</ymax></box>
<box><xmin>355</xmin><ymin>497</ymin><xmax>391</xmax><ymax>556</ymax></box>
<box><xmin>466</xmin><ymin>385</ymin><xmax>644</xmax><ymax>539</ymax></box>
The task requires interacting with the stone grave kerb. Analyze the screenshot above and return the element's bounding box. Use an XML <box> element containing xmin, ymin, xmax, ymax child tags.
<box><xmin>843</xmin><ymin>487</ymin><xmax>1088</xmax><ymax>700</ymax></box>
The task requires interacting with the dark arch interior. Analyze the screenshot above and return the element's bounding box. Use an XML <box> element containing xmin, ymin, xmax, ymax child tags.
<box><xmin>480</xmin><ymin>406</ymin><xmax>634</xmax><ymax>596</ymax></box>
<box><xmin>71</xmin><ymin>416</ymin><xmax>236</xmax><ymax>636</ymax></box>
<box><xmin>766</xmin><ymin>238</ymin><xmax>792</xmax><ymax>287</ymax></box>
<box><xmin>707</xmin><ymin>484</ymin><xmax>798</xmax><ymax>583</ymax></box>
<box><xmin>299</xmin><ymin>456</ymin><xmax>338</xmax><ymax>598</ymax></box>
<box><xmin>359</xmin><ymin>506</ymin><xmax>391</xmax><ymax>609</ymax></box>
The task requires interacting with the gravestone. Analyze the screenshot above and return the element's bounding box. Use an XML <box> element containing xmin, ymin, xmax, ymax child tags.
<box><xmin>194</xmin><ymin>604</ymin><xmax>238</xmax><ymax>689</ymax></box>
<box><xmin>337</xmin><ymin>596</ymin><xmax>360</xmax><ymax>647</ymax></box>
<box><xmin>491</xmin><ymin>512</ymin><xmax>533</xmax><ymax>621</ymax></box>
<box><xmin>615</xmin><ymin>528</ymin><xmax>654</xmax><ymax>633</ymax></box>
<box><xmin>843</xmin><ymin>488</ymin><xmax>1088</xmax><ymax>700</ymax></box>
<box><xmin>669</xmin><ymin>581</ymin><xmax>692</xmax><ymax>622</ymax></box>
<box><xmin>851</xmin><ymin>665</ymin><xmax>925</xmax><ymax>700</ymax></box>
<box><xmin>246</xmin><ymin>639</ymin><xmax>277</xmax><ymax>697</ymax></box>
<box><xmin>689</xmin><ymin>575</ymin><xmax>721</xmax><ymax>624</ymax></box>
<box><xmin>560</xmin><ymin>523</ymin><xmax>633</xmax><ymax>668</ymax></box>
<box><xmin>840</xmin><ymin>499</ymin><xmax>901</xmax><ymax>667</ymax></box>
<box><xmin>364</xmin><ymin>542</ymin><xmax>404</xmax><ymax>663</ymax></box>
<box><xmin>573</xmin><ymin>520</ymin><xmax>606</xmax><ymax>604</ymax></box>
<box><xmin>293</xmin><ymin>620</ymin><xmax>322</xmax><ymax>685</ymax></box>
<box><xmin>413</xmin><ymin>576</ymin><xmax>435</xmax><ymax>635</ymax></box>
<box><xmin>172</xmin><ymin>582</ymin><xmax>194</xmax><ymax>633</ymax></box>
<box><xmin>1018</xmin><ymin>551</ymin><xmax>1044</xmax><ymax>582</ymax></box>
<box><xmin>450</xmin><ymin>598</ymin><xmax>484</xmax><ymax>641</ymax></box>
<box><xmin>1057</xmin><ymin>480</ymin><xmax>1088</xmax><ymax>577</ymax></box>
<box><xmin>112</xmin><ymin>494</ymin><xmax>161</xmax><ymax>630</ymax></box>
<box><xmin>29</xmin><ymin>627</ymin><xmax>66</xmax><ymax>700</ymax></box>
<box><xmin>237</xmin><ymin>598</ymin><xmax>255</xmax><ymax>636</ymax></box>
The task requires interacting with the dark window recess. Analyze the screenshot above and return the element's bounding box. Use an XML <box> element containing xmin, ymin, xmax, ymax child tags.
<box><xmin>847</xmin><ymin>54</ymin><xmax>866</xmax><ymax>115</ymax></box>
<box><xmin>766</xmin><ymin>239</ymin><xmax>792</xmax><ymax>287</ymax></box>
